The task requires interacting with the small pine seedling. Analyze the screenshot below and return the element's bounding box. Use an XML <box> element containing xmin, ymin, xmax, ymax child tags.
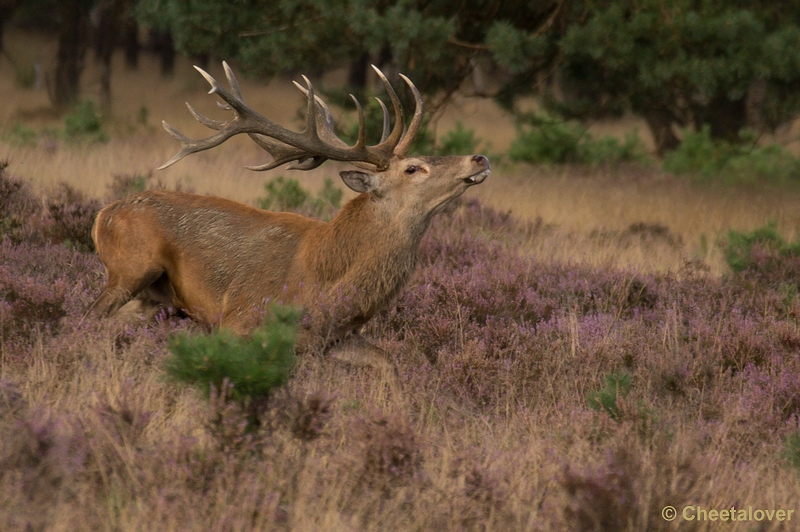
<box><xmin>783</xmin><ymin>432</ymin><xmax>800</xmax><ymax>472</ymax></box>
<box><xmin>165</xmin><ymin>305</ymin><xmax>301</xmax><ymax>402</ymax></box>
<box><xmin>587</xmin><ymin>371</ymin><xmax>632</xmax><ymax>421</ymax></box>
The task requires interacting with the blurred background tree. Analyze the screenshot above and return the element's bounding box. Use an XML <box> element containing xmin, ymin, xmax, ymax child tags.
<box><xmin>546</xmin><ymin>0</ymin><xmax>800</xmax><ymax>155</ymax></box>
<box><xmin>8</xmin><ymin>0</ymin><xmax>141</xmax><ymax>109</ymax></box>
<box><xmin>4</xmin><ymin>0</ymin><xmax>800</xmax><ymax>155</ymax></box>
<box><xmin>10</xmin><ymin>0</ymin><xmax>95</xmax><ymax>109</ymax></box>
<box><xmin>134</xmin><ymin>0</ymin><xmax>516</xmax><ymax>116</ymax></box>
<box><xmin>134</xmin><ymin>0</ymin><xmax>800</xmax><ymax>155</ymax></box>
<box><xmin>0</xmin><ymin>0</ymin><xmax>18</xmax><ymax>54</ymax></box>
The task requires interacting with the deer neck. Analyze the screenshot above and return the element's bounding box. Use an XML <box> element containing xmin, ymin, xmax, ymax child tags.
<box><xmin>308</xmin><ymin>194</ymin><xmax>428</xmax><ymax>283</ymax></box>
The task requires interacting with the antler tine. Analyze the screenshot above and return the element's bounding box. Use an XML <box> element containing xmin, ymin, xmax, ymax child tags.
<box><xmin>287</xmin><ymin>157</ymin><xmax>327</xmax><ymax>171</ymax></box>
<box><xmin>194</xmin><ymin>65</ymin><xmax>220</xmax><ymax>94</ymax></box>
<box><xmin>371</xmin><ymin>65</ymin><xmax>405</xmax><ymax>153</ymax></box>
<box><xmin>376</xmin><ymin>98</ymin><xmax>390</xmax><ymax>143</ymax></box>
<box><xmin>222</xmin><ymin>61</ymin><xmax>244</xmax><ymax>101</ymax></box>
<box><xmin>193</xmin><ymin>65</ymin><xmax>261</xmax><ymax>124</ymax></box>
<box><xmin>292</xmin><ymin>80</ymin><xmax>336</xmax><ymax>131</ymax></box>
<box><xmin>157</xmin><ymin>120</ymin><xmax>209</xmax><ymax>169</ymax></box>
<box><xmin>247</xmin><ymin>154</ymin><xmax>325</xmax><ymax>172</ymax></box>
<box><xmin>394</xmin><ymin>74</ymin><xmax>424</xmax><ymax>157</ymax></box>
<box><xmin>301</xmin><ymin>75</ymin><xmax>319</xmax><ymax>140</ymax></box>
<box><xmin>293</xmin><ymin>80</ymin><xmax>368</xmax><ymax>152</ymax></box>
<box><xmin>186</xmin><ymin>102</ymin><xmax>225</xmax><ymax>130</ymax></box>
<box><xmin>350</xmin><ymin>95</ymin><xmax>367</xmax><ymax>149</ymax></box>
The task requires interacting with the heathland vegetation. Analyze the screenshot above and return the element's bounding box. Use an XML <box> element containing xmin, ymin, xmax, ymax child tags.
<box><xmin>3</xmin><ymin>15</ymin><xmax>800</xmax><ymax>532</ymax></box>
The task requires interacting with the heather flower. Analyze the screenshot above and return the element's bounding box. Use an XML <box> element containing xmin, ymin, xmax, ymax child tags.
<box><xmin>354</xmin><ymin>410</ymin><xmax>423</xmax><ymax>493</ymax></box>
<box><xmin>289</xmin><ymin>390</ymin><xmax>334</xmax><ymax>442</ymax></box>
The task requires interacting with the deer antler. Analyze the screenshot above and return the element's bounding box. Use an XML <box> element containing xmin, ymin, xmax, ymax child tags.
<box><xmin>158</xmin><ymin>62</ymin><xmax>424</xmax><ymax>172</ymax></box>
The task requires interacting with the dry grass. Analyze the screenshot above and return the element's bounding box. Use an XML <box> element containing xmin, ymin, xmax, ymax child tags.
<box><xmin>4</xmin><ymin>28</ymin><xmax>800</xmax><ymax>532</ymax></box>
<box><xmin>4</xmin><ymin>308</ymin><xmax>799</xmax><ymax>531</ymax></box>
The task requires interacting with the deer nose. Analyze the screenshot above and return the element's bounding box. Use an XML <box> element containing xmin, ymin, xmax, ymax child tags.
<box><xmin>472</xmin><ymin>154</ymin><xmax>489</xmax><ymax>167</ymax></box>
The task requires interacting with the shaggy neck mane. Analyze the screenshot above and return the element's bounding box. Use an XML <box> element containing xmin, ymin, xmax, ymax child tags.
<box><xmin>308</xmin><ymin>194</ymin><xmax>426</xmax><ymax>289</ymax></box>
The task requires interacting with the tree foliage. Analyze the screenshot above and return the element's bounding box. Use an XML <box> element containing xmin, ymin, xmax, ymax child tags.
<box><xmin>134</xmin><ymin>0</ymin><xmax>800</xmax><ymax>155</ymax></box>
<box><xmin>135</xmin><ymin>0</ymin><xmax>481</xmax><ymax>111</ymax></box>
<box><xmin>552</xmin><ymin>0</ymin><xmax>800</xmax><ymax>153</ymax></box>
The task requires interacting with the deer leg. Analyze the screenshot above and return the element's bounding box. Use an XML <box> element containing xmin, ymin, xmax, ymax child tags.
<box><xmin>114</xmin><ymin>298</ymin><xmax>165</xmax><ymax>322</ymax></box>
<box><xmin>328</xmin><ymin>335</ymin><xmax>401</xmax><ymax>384</ymax></box>
<box><xmin>86</xmin><ymin>268</ymin><xmax>165</xmax><ymax>319</ymax></box>
<box><xmin>328</xmin><ymin>335</ymin><xmax>403</xmax><ymax>395</ymax></box>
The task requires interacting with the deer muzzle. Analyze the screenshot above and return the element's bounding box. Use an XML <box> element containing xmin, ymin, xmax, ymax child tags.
<box><xmin>464</xmin><ymin>155</ymin><xmax>491</xmax><ymax>185</ymax></box>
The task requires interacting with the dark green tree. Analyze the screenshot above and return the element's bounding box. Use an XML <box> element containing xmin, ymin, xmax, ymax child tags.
<box><xmin>488</xmin><ymin>0</ymin><xmax>800</xmax><ymax>154</ymax></box>
<box><xmin>134</xmin><ymin>0</ymin><xmax>800</xmax><ymax>156</ymax></box>
<box><xmin>134</xmin><ymin>1</ymin><xmax>559</xmax><ymax>115</ymax></box>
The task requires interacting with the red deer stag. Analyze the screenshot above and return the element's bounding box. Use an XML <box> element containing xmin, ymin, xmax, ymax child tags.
<box><xmin>88</xmin><ymin>62</ymin><xmax>490</xmax><ymax>353</ymax></box>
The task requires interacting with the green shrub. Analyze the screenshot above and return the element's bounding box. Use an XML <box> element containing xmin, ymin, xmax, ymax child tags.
<box><xmin>727</xmin><ymin>144</ymin><xmax>800</xmax><ymax>185</ymax></box>
<box><xmin>63</xmin><ymin>100</ymin><xmax>108</xmax><ymax>143</ymax></box>
<box><xmin>582</xmin><ymin>130</ymin><xmax>647</xmax><ymax>165</ymax></box>
<box><xmin>587</xmin><ymin>371</ymin><xmax>632</xmax><ymax>421</ymax></box>
<box><xmin>3</xmin><ymin>124</ymin><xmax>39</xmax><ymax>146</ymax></box>
<box><xmin>723</xmin><ymin>222</ymin><xmax>789</xmax><ymax>274</ymax></box>
<box><xmin>257</xmin><ymin>176</ymin><xmax>343</xmax><ymax>220</ymax></box>
<box><xmin>437</xmin><ymin>121</ymin><xmax>481</xmax><ymax>156</ymax></box>
<box><xmin>722</xmin><ymin>223</ymin><xmax>800</xmax><ymax>288</ymax></box>
<box><xmin>510</xmin><ymin>114</ymin><xmax>584</xmax><ymax>164</ymax></box>
<box><xmin>257</xmin><ymin>176</ymin><xmax>310</xmax><ymax>211</ymax></box>
<box><xmin>784</xmin><ymin>432</ymin><xmax>800</xmax><ymax>472</ymax></box>
<box><xmin>509</xmin><ymin>113</ymin><xmax>647</xmax><ymax>165</ymax></box>
<box><xmin>165</xmin><ymin>305</ymin><xmax>300</xmax><ymax>402</ymax></box>
<box><xmin>662</xmin><ymin>126</ymin><xmax>724</xmax><ymax>176</ymax></box>
<box><xmin>663</xmin><ymin>126</ymin><xmax>800</xmax><ymax>184</ymax></box>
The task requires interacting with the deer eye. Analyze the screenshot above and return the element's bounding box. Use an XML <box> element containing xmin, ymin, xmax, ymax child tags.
<box><xmin>404</xmin><ymin>165</ymin><xmax>419</xmax><ymax>175</ymax></box>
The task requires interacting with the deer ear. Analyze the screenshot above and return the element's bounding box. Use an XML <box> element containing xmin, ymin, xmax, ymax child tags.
<box><xmin>340</xmin><ymin>170</ymin><xmax>381</xmax><ymax>193</ymax></box>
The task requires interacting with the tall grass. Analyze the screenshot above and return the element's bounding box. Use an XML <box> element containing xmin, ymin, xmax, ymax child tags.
<box><xmin>3</xmin><ymin>164</ymin><xmax>800</xmax><ymax>530</ymax></box>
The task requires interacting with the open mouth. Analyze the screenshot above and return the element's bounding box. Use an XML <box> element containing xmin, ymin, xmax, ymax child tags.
<box><xmin>463</xmin><ymin>168</ymin><xmax>491</xmax><ymax>185</ymax></box>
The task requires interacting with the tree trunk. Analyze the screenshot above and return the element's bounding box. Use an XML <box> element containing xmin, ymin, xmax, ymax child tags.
<box><xmin>95</xmin><ymin>0</ymin><xmax>122</xmax><ymax>109</ymax></box>
<box><xmin>0</xmin><ymin>1</ymin><xmax>17</xmax><ymax>54</ymax></box>
<box><xmin>0</xmin><ymin>12</ymin><xmax>5</xmax><ymax>55</ymax></box>
<box><xmin>745</xmin><ymin>79</ymin><xmax>767</xmax><ymax>131</ymax></box>
<box><xmin>643</xmin><ymin>107</ymin><xmax>680</xmax><ymax>157</ymax></box>
<box><xmin>695</xmin><ymin>96</ymin><xmax>747</xmax><ymax>141</ymax></box>
<box><xmin>347</xmin><ymin>52</ymin><xmax>370</xmax><ymax>90</ymax></box>
<box><xmin>53</xmin><ymin>0</ymin><xmax>89</xmax><ymax>110</ymax></box>
<box><xmin>121</xmin><ymin>12</ymin><xmax>138</xmax><ymax>69</ymax></box>
<box><xmin>148</xmin><ymin>29</ymin><xmax>174</xmax><ymax>77</ymax></box>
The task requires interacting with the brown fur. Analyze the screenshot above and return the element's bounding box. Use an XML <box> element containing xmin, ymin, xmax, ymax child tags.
<box><xmin>88</xmin><ymin>155</ymin><xmax>490</xmax><ymax>351</ymax></box>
